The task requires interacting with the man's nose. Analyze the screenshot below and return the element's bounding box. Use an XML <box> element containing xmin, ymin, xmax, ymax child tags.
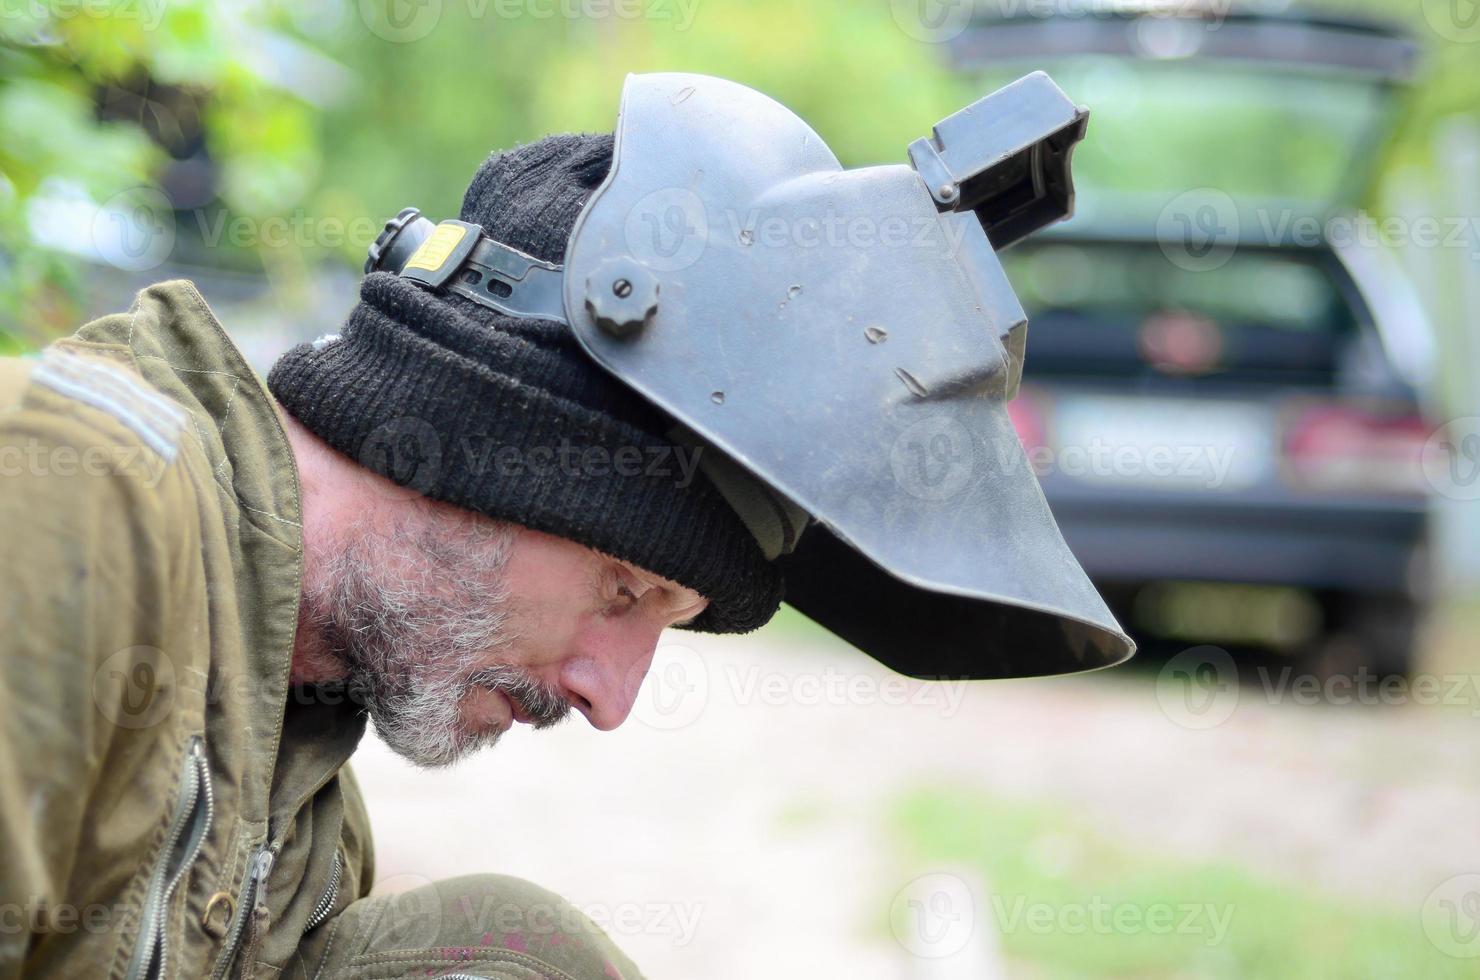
<box><xmin>558</xmin><ymin>628</ymin><xmax>663</xmax><ymax>731</ymax></box>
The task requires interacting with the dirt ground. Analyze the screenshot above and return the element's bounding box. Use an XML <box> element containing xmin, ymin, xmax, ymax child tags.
<box><xmin>348</xmin><ymin>625</ymin><xmax>1480</xmax><ymax>978</ymax></box>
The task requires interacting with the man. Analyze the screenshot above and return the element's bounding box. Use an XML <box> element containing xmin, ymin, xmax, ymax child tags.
<box><xmin>1</xmin><ymin>71</ymin><xmax>1130</xmax><ymax>979</ymax></box>
<box><xmin>1</xmin><ymin>132</ymin><xmax>779</xmax><ymax>979</ymax></box>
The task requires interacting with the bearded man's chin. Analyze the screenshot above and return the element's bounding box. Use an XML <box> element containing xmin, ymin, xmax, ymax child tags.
<box><xmin>385</xmin><ymin>722</ymin><xmax>506</xmax><ymax>770</ymax></box>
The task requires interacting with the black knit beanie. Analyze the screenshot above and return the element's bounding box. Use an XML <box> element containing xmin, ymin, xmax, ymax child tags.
<box><xmin>267</xmin><ymin>133</ymin><xmax>783</xmax><ymax>633</ymax></box>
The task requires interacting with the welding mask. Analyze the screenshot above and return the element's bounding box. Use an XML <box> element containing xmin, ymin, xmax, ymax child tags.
<box><xmin>365</xmin><ymin>70</ymin><xmax>1134</xmax><ymax>680</ymax></box>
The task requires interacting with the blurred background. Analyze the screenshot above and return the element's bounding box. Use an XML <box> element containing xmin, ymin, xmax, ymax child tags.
<box><xmin>5</xmin><ymin>0</ymin><xmax>1480</xmax><ymax>976</ymax></box>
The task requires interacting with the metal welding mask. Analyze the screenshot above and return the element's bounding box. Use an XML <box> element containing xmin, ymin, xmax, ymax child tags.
<box><xmin>366</xmin><ymin>71</ymin><xmax>1135</xmax><ymax>680</ymax></box>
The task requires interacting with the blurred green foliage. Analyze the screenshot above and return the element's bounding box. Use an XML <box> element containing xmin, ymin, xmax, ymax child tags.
<box><xmin>0</xmin><ymin>0</ymin><xmax>323</xmax><ymax>347</ymax></box>
<box><xmin>1</xmin><ymin>0</ymin><xmax>1477</xmax><ymax>355</ymax></box>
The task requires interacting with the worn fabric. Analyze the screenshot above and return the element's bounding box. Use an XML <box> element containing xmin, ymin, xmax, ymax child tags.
<box><xmin>293</xmin><ymin>875</ymin><xmax>644</xmax><ymax>980</ymax></box>
<box><xmin>0</xmin><ymin>281</ymin><xmax>642</xmax><ymax>980</ymax></box>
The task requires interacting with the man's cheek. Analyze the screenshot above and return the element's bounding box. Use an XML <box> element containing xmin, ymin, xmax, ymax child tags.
<box><xmin>501</xmin><ymin>602</ymin><xmax>582</xmax><ymax>669</ymax></box>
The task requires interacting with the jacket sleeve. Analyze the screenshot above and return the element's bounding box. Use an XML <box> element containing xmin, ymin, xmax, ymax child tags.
<box><xmin>0</xmin><ymin>351</ymin><xmax>193</xmax><ymax>976</ymax></box>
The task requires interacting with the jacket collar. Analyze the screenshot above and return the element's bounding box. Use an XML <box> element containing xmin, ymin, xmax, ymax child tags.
<box><xmin>77</xmin><ymin>279</ymin><xmax>352</xmax><ymax>822</ymax></box>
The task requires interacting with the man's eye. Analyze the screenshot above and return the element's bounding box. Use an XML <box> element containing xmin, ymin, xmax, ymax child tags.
<box><xmin>601</xmin><ymin>572</ymin><xmax>641</xmax><ymax>615</ymax></box>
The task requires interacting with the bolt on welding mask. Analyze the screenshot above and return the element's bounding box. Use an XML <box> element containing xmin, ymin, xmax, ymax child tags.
<box><xmin>366</xmin><ymin>70</ymin><xmax>1135</xmax><ymax>680</ymax></box>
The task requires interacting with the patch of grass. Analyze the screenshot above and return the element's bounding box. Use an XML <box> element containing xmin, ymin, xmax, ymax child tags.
<box><xmin>888</xmin><ymin>787</ymin><xmax>1468</xmax><ymax>979</ymax></box>
<box><xmin>1420</xmin><ymin>598</ymin><xmax>1480</xmax><ymax>678</ymax></box>
<box><xmin>773</xmin><ymin>796</ymin><xmax>831</xmax><ymax>833</ymax></box>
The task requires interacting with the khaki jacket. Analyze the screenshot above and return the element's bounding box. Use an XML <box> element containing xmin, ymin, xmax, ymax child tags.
<box><xmin>0</xmin><ymin>282</ymin><xmax>374</xmax><ymax>979</ymax></box>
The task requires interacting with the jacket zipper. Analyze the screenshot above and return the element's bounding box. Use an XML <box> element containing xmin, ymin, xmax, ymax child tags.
<box><xmin>124</xmin><ymin>736</ymin><xmax>214</xmax><ymax>980</ymax></box>
<box><xmin>210</xmin><ymin>842</ymin><xmax>277</xmax><ymax>980</ymax></box>
<box><xmin>301</xmin><ymin>850</ymin><xmax>343</xmax><ymax>934</ymax></box>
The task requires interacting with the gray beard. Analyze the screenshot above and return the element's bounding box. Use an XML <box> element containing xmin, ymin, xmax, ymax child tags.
<box><xmin>302</xmin><ymin>514</ymin><xmax>570</xmax><ymax>768</ymax></box>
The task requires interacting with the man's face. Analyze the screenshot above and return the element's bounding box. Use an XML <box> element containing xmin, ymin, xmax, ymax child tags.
<box><xmin>301</xmin><ymin>496</ymin><xmax>707</xmax><ymax>768</ymax></box>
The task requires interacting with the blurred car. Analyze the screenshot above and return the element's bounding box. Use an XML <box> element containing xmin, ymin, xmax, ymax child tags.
<box><xmin>950</xmin><ymin>5</ymin><xmax>1436</xmax><ymax>675</ymax></box>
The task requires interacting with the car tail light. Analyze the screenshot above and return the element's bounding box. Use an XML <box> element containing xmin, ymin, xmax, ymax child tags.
<box><xmin>1008</xmin><ymin>387</ymin><xmax>1048</xmax><ymax>452</ymax></box>
<box><xmin>1282</xmin><ymin>404</ymin><xmax>1431</xmax><ymax>496</ymax></box>
<box><xmin>1139</xmin><ymin>310</ymin><xmax>1223</xmax><ymax>376</ymax></box>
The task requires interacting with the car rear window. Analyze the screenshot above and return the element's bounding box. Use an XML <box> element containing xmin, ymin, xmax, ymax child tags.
<box><xmin>1004</xmin><ymin>242</ymin><xmax>1358</xmax><ymax>386</ymax></box>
